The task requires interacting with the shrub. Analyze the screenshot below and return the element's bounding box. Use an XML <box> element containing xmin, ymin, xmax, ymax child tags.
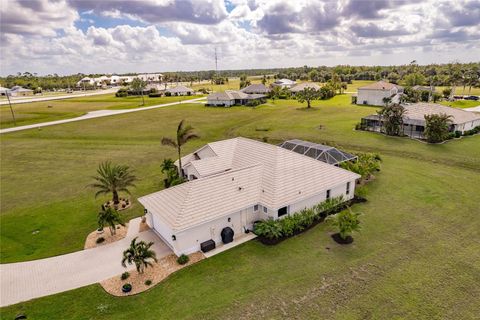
<box><xmin>177</xmin><ymin>254</ymin><xmax>189</xmax><ymax>265</ymax></box>
<box><xmin>355</xmin><ymin>122</ymin><xmax>361</xmax><ymax>130</ymax></box>
<box><xmin>314</xmin><ymin>196</ymin><xmax>345</xmax><ymax>219</ymax></box>
<box><xmin>246</xmin><ymin>100</ymin><xmax>261</xmax><ymax>107</ymax></box>
<box><xmin>145</xmin><ymin>280</ymin><xmax>152</xmax><ymax>286</ymax></box>
<box><xmin>149</xmin><ymin>92</ymin><xmax>163</xmax><ymax>97</ymax></box>
<box><xmin>120</xmin><ymin>272</ymin><xmax>130</xmax><ymax>280</ymax></box>
<box><xmin>165</xmin><ymin>91</ymin><xmax>172</xmax><ymax>96</ymax></box>
<box><xmin>115</xmin><ymin>88</ymin><xmax>128</xmax><ymax>97</ymax></box>
<box><xmin>326</xmin><ymin>208</ymin><xmax>361</xmax><ymax>240</ymax></box>
<box><xmin>454</xmin><ymin>131</ymin><xmax>462</xmax><ymax>138</ymax></box>
<box><xmin>96</xmin><ymin>237</ymin><xmax>105</xmax><ymax>244</ymax></box>
<box><xmin>254</xmin><ymin>218</ymin><xmax>283</xmax><ymax>239</ymax></box>
<box><xmin>279</xmin><ymin>216</ymin><xmax>296</xmax><ymax>236</ymax></box>
<box><xmin>340</xmin><ymin>153</ymin><xmax>382</xmax><ymax>181</ymax></box>
<box><xmin>198</xmin><ymin>88</ymin><xmax>209</xmax><ymax>94</ymax></box>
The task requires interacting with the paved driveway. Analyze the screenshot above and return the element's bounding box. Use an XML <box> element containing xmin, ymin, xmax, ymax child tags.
<box><xmin>0</xmin><ymin>218</ymin><xmax>172</xmax><ymax>307</ymax></box>
<box><xmin>0</xmin><ymin>97</ymin><xmax>206</xmax><ymax>134</ymax></box>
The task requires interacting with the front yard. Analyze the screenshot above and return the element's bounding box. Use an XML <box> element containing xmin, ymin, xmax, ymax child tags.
<box><xmin>1</xmin><ymin>94</ymin><xmax>479</xmax><ymax>318</ymax></box>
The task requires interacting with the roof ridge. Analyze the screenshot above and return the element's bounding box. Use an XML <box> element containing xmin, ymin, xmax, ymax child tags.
<box><xmin>174</xmin><ymin>182</ymin><xmax>193</xmax><ymax>228</ymax></box>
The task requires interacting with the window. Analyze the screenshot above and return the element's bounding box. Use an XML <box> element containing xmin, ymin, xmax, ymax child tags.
<box><xmin>346</xmin><ymin>182</ymin><xmax>350</xmax><ymax>195</ymax></box>
<box><xmin>254</xmin><ymin>205</ymin><xmax>259</xmax><ymax>212</ymax></box>
<box><xmin>263</xmin><ymin>206</ymin><xmax>268</xmax><ymax>213</ymax></box>
<box><xmin>278</xmin><ymin>206</ymin><xmax>288</xmax><ymax>217</ymax></box>
<box><xmin>326</xmin><ymin>189</ymin><xmax>331</xmax><ymax>199</ymax></box>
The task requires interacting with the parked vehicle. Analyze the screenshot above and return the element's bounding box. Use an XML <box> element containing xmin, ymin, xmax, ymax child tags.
<box><xmin>464</xmin><ymin>95</ymin><xmax>479</xmax><ymax>101</ymax></box>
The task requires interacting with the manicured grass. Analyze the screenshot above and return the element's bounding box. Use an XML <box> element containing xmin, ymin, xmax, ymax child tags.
<box><xmin>437</xmin><ymin>86</ymin><xmax>480</xmax><ymax>96</ymax></box>
<box><xmin>0</xmin><ymin>94</ymin><xmax>204</xmax><ymax>129</ymax></box>
<box><xmin>1</xmin><ymin>94</ymin><xmax>479</xmax><ymax>318</ymax></box>
<box><xmin>439</xmin><ymin>99</ymin><xmax>480</xmax><ymax>109</ymax></box>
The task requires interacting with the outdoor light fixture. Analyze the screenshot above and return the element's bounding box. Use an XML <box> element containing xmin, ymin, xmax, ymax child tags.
<box><xmin>144</xmin><ymin>209</ymin><xmax>148</xmax><ymax>214</ymax></box>
<box><xmin>172</xmin><ymin>235</ymin><xmax>176</xmax><ymax>241</ymax></box>
<box><xmin>228</xmin><ymin>217</ymin><xmax>231</xmax><ymax>222</ymax></box>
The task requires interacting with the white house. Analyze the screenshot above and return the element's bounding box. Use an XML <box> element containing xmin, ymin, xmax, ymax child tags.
<box><xmin>0</xmin><ymin>86</ymin><xmax>12</xmax><ymax>96</ymax></box>
<box><xmin>271</xmin><ymin>78</ymin><xmax>296</xmax><ymax>89</ymax></box>
<box><xmin>289</xmin><ymin>82</ymin><xmax>321</xmax><ymax>94</ymax></box>
<box><xmin>138</xmin><ymin>137</ymin><xmax>360</xmax><ymax>256</ymax></box>
<box><xmin>137</xmin><ymin>73</ymin><xmax>163</xmax><ymax>82</ymax></box>
<box><xmin>207</xmin><ymin>90</ymin><xmax>266</xmax><ymax>106</ymax></box>
<box><xmin>9</xmin><ymin>86</ymin><xmax>34</xmax><ymax>96</ymax></box>
<box><xmin>361</xmin><ymin>102</ymin><xmax>480</xmax><ymax>138</ymax></box>
<box><xmin>356</xmin><ymin>81</ymin><xmax>403</xmax><ymax>106</ymax></box>
<box><xmin>166</xmin><ymin>85</ymin><xmax>194</xmax><ymax>96</ymax></box>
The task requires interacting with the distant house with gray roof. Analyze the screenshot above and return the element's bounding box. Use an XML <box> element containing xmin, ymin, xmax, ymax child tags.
<box><xmin>207</xmin><ymin>90</ymin><xmax>266</xmax><ymax>107</ymax></box>
<box><xmin>356</xmin><ymin>81</ymin><xmax>403</xmax><ymax>106</ymax></box>
<box><xmin>240</xmin><ymin>83</ymin><xmax>271</xmax><ymax>94</ymax></box>
<box><xmin>166</xmin><ymin>85</ymin><xmax>194</xmax><ymax>96</ymax></box>
<box><xmin>289</xmin><ymin>82</ymin><xmax>321</xmax><ymax>94</ymax></box>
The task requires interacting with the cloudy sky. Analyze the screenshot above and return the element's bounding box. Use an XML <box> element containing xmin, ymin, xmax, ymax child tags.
<box><xmin>1</xmin><ymin>0</ymin><xmax>479</xmax><ymax>75</ymax></box>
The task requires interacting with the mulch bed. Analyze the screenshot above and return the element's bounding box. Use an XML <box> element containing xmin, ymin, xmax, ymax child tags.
<box><xmin>331</xmin><ymin>233</ymin><xmax>354</xmax><ymax>244</ymax></box>
<box><xmin>84</xmin><ymin>224</ymin><xmax>128</xmax><ymax>249</ymax></box>
<box><xmin>100</xmin><ymin>252</ymin><xmax>205</xmax><ymax>296</ymax></box>
<box><xmin>103</xmin><ymin>198</ymin><xmax>132</xmax><ymax>211</ymax></box>
<box><xmin>257</xmin><ymin>196</ymin><xmax>366</xmax><ymax>246</ymax></box>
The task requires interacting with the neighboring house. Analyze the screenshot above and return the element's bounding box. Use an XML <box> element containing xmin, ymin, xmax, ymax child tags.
<box><xmin>412</xmin><ymin>85</ymin><xmax>435</xmax><ymax>92</ymax></box>
<box><xmin>207</xmin><ymin>90</ymin><xmax>266</xmax><ymax>107</ymax></box>
<box><xmin>10</xmin><ymin>86</ymin><xmax>34</xmax><ymax>96</ymax></box>
<box><xmin>271</xmin><ymin>78</ymin><xmax>296</xmax><ymax>89</ymax></box>
<box><xmin>138</xmin><ymin>73</ymin><xmax>164</xmax><ymax>83</ymax></box>
<box><xmin>166</xmin><ymin>85</ymin><xmax>194</xmax><ymax>96</ymax></box>
<box><xmin>139</xmin><ymin>137</ymin><xmax>360</xmax><ymax>256</ymax></box>
<box><xmin>356</xmin><ymin>81</ymin><xmax>404</xmax><ymax>106</ymax></box>
<box><xmin>361</xmin><ymin>102</ymin><xmax>480</xmax><ymax>139</ymax></box>
<box><xmin>289</xmin><ymin>82</ymin><xmax>321</xmax><ymax>94</ymax></box>
<box><xmin>240</xmin><ymin>83</ymin><xmax>271</xmax><ymax>94</ymax></box>
<box><xmin>76</xmin><ymin>77</ymin><xmax>95</xmax><ymax>87</ymax></box>
<box><xmin>0</xmin><ymin>86</ymin><xmax>11</xmax><ymax>96</ymax></box>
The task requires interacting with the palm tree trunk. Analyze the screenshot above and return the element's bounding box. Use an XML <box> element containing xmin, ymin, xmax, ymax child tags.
<box><xmin>177</xmin><ymin>147</ymin><xmax>183</xmax><ymax>178</ymax></box>
<box><xmin>307</xmin><ymin>100</ymin><xmax>311</xmax><ymax>108</ymax></box>
<box><xmin>113</xmin><ymin>190</ymin><xmax>119</xmax><ymax>204</ymax></box>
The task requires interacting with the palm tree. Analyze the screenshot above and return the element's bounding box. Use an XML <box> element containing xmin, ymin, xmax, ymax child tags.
<box><xmin>160</xmin><ymin>158</ymin><xmax>181</xmax><ymax>188</ymax></box>
<box><xmin>424</xmin><ymin>113</ymin><xmax>453</xmax><ymax>143</ymax></box>
<box><xmin>98</xmin><ymin>207</ymin><xmax>125</xmax><ymax>235</ymax></box>
<box><xmin>326</xmin><ymin>208</ymin><xmax>361</xmax><ymax>240</ymax></box>
<box><xmin>161</xmin><ymin>120</ymin><xmax>199</xmax><ymax>177</ymax></box>
<box><xmin>382</xmin><ymin>97</ymin><xmax>392</xmax><ymax>107</ymax></box>
<box><xmin>89</xmin><ymin>161</ymin><xmax>137</xmax><ymax>204</ymax></box>
<box><xmin>121</xmin><ymin>237</ymin><xmax>158</xmax><ymax>274</ymax></box>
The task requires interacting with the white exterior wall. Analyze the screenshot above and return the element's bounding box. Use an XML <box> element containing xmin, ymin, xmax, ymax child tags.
<box><xmin>282</xmin><ymin>180</ymin><xmax>356</xmax><ymax>217</ymax></box>
<box><xmin>183</xmin><ymin>163</ymin><xmax>200</xmax><ymax>180</ymax></box>
<box><xmin>172</xmin><ymin>206</ymin><xmax>266</xmax><ymax>255</ymax></box>
<box><xmin>357</xmin><ymin>88</ymin><xmax>397</xmax><ymax>106</ymax></box>
<box><xmin>207</xmin><ymin>99</ymin><xmax>234</xmax><ymax>106</ymax></box>
<box><xmin>454</xmin><ymin>119</ymin><xmax>480</xmax><ymax>132</ymax></box>
<box><xmin>146</xmin><ymin>212</ymin><xmax>176</xmax><ymax>251</ymax></box>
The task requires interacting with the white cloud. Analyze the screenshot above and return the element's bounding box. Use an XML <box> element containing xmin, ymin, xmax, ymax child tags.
<box><xmin>1</xmin><ymin>0</ymin><xmax>479</xmax><ymax>75</ymax></box>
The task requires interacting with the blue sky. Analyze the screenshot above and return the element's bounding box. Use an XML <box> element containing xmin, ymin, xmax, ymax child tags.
<box><xmin>1</xmin><ymin>0</ymin><xmax>479</xmax><ymax>75</ymax></box>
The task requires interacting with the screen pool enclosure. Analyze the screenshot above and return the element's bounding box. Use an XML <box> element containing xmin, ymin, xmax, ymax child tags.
<box><xmin>279</xmin><ymin>139</ymin><xmax>357</xmax><ymax>166</ymax></box>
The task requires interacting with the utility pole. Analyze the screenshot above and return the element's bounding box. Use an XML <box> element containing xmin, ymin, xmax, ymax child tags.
<box><xmin>214</xmin><ymin>47</ymin><xmax>218</xmax><ymax>73</ymax></box>
<box><xmin>5</xmin><ymin>90</ymin><xmax>16</xmax><ymax>126</ymax></box>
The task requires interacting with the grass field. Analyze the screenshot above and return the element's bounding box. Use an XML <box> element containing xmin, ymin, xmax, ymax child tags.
<box><xmin>439</xmin><ymin>99</ymin><xmax>479</xmax><ymax>109</ymax></box>
<box><xmin>1</xmin><ymin>94</ymin><xmax>480</xmax><ymax>319</ymax></box>
<box><xmin>0</xmin><ymin>94</ymin><xmax>203</xmax><ymax>129</ymax></box>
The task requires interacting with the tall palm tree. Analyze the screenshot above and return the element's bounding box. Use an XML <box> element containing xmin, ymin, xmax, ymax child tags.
<box><xmin>89</xmin><ymin>161</ymin><xmax>137</xmax><ymax>204</ymax></box>
<box><xmin>122</xmin><ymin>237</ymin><xmax>158</xmax><ymax>274</ymax></box>
<box><xmin>161</xmin><ymin>120</ymin><xmax>199</xmax><ymax>177</ymax></box>
<box><xmin>98</xmin><ymin>207</ymin><xmax>125</xmax><ymax>235</ymax></box>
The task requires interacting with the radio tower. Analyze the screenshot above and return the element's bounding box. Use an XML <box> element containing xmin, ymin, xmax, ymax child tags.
<box><xmin>214</xmin><ymin>47</ymin><xmax>218</xmax><ymax>73</ymax></box>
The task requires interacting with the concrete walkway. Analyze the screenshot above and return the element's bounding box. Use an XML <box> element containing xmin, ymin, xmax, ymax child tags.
<box><xmin>0</xmin><ymin>97</ymin><xmax>205</xmax><ymax>134</ymax></box>
<box><xmin>0</xmin><ymin>218</ymin><xmax>172</xmax><ymax>307</ymax></box>
<box><xmin>0</xmin><ymin>88</ymin><xmax>119</xmax><ymax>105</ymax></box>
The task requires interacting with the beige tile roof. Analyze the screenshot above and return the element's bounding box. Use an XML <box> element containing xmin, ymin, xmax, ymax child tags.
<box><xmin>358</xmin><ymin>81</ymin><xmax>398</xmax><ymax>91</ymax></box>
<box><xmin>290</xmin><ymin>82</ymin><xmax>321</xmax><ymax>92</ymax></box>
<box><xmin>404</xmin><ymin>103</ymin><xmax>480</xmax><ymax>124</ymax></box>
<box><xmin>139</xmin><ymin>138</ymin><xmax>360</xmax><ymax>231</ymax></box>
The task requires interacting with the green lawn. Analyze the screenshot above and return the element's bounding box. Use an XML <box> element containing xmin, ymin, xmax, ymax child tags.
<box><xmin>436</xmin><ymin>86</ymin><xmax>480</xmax><ymax>96</ymax></box>
<box><xmin>439</xmin><ymin>99</ymin><xmax>480</xmax><ymax>109</ymax></box>
<box><xmin>1</xmin><ymin>95</ymin><xmax>480</xmax><ymax>319</ymax></box>
<box><xmin>0</xmin><ymin>94</ymin><xmax>204</xmax><ymax>129</ymax></box>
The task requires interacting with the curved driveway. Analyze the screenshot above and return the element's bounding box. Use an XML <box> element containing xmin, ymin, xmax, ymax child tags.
<box><xmin>0</xmin><ymin>218</ymin><xmax>172</xmax><ymax>307</ymax></box>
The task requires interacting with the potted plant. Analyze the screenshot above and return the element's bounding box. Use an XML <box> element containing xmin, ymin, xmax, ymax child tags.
<box><xmin>122</xmin><ymin>283</ymin><xmax>132</xmax><ymax>293</ymax></box>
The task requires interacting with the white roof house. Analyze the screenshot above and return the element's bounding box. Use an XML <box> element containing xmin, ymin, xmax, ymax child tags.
<box><xmin>356</xmin><ymin>81</ymin><xmax>403</xmax><ymax>106</ymax></box>
<box><xmin>166</xmin><ymin>85</ymin><xmax>194</xmax><ymax>96</ymax></box>
<box><xmin>361</xmin><ymin>102</ymin><xmax>480</xmax><ymax>138</ymax></box>
<box><xmin>139</xmin><ymin>137</ymin><xmax>359</xmax><ymax>256</ymax></box>
<box><xmin>289</xmin><ymin>82</ymin><xmax>321</xmax><ymax>93</ymax></box>
<box><xmin>271</xmin><ymin>78</ymin><xmax>296</xmax><ymax>89</ymax></box>
<box><xmin>207</xmin><ymin>90</ymin><xmax>266</xmax><ymax>107</ymax></box>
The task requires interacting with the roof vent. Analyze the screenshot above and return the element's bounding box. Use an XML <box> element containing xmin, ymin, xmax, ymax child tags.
<box><xmin>232</xmin><ymin>177</ymin><xmax>234</xmax><ymax>181</ymax></box>
<box><xmin>238</xmin><ymin>187</ymin><xmax>243</xmax><ymax>191</ymax></box>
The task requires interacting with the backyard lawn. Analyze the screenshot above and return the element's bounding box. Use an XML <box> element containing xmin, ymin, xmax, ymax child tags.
<box><xmin>1</xmin><ymin>94</ymin><xmax>479</xmax><ymax>319</ymax></box>
<box><xmin>439</xmin><ymin>99</ymin><xmax>480</xmax><ymax>109</ymax></box>
<box><xmin>0</xmin><ymin>94</ymin><xmax>204</xmax><ymax>129</ymax></box>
